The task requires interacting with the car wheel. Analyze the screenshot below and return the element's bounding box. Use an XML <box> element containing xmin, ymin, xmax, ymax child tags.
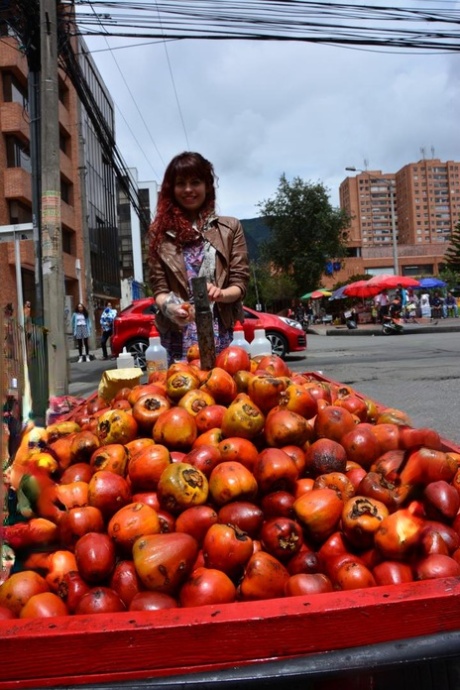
<box><xmin>265</xmin><ymin>331</ymin><xmax>288</xmax><ymax>358</ymax></box>
<box><xmin>126</xmin><ymin>339</ymin><xmax>149</xmax><ymax>369</ymax></box>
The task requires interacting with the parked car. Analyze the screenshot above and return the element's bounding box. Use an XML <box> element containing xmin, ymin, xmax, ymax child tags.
<box><xmin>111</xmin><ymin>298</ymin><xmax>307</xmax><ymax>367</ymax></box>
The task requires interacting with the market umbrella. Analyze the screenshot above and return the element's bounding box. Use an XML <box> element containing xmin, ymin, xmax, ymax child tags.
<box><xmin>311</xmin><ymin>289</ymin><xmax>332</xmax><ymax>299</ymax></box>
<box><xmin>301</xmin><ymin>288</ymin><xmax>331</xmax><ymax>300</ymax></box>
<box><xmin>413</xmin><ymin>277</ymin><xmax>447</xmax><ymax>289</ymax></box>
<box><xmin>343</xmin><ymin>280</ymin><xmax>382</xmax><ymax>299</ymax></box>
<box><xmin>367</xmin><ymin>274</ymin><xmax>420</xmax><ymax>290</ymax></box>
<box><xmin>329</xmin><ymin>285</ymin><xmax>348</xmax><ymax>300</ymax></box>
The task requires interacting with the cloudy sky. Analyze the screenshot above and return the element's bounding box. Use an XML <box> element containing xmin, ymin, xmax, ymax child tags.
<box><xmin>82</xmin><ymin>1</ymin><xmax>460</xmax><ymax>221</ymax></box>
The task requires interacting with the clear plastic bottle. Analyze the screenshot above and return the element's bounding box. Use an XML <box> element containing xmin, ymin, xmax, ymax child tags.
<box><xmin>117</xmin><ymin>347</ymin><xmax>135</xmax><ymax>369</ymax></box>
<box><xmin>249</xmin><ymin>328</ymin><xmax>272</xmax><ymax>358</ymax></box>
<box><xmin>229</xmin><ymin>321</ymin><xmax>251</xmax><ymax>352</ymax></box>
<box><xmin>145</xmin><ymin>325</ymin><xmax>168</xmax><ymax>375</ymax></box>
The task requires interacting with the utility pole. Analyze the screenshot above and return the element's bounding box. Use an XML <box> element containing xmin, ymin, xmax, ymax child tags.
<box><xmin>40</xmin><ymin>0</ymin><xmax>68</xmax><ymax>397</ymax></box>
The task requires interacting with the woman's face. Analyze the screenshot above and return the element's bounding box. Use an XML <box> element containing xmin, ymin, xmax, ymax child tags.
<box><xmin>174</xmin><ymin>175</ymin><xmax>207</xmax><ymax>218</ymax></box>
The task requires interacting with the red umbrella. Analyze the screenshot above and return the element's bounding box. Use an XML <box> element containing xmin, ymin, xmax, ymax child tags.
<box><xmin>367</xmin><ymin>274</ymin><xmax>420</xmax><ymax>290</ymax></box>
<box><xmin>343</xmin><ymin>280</ymin><xmax>382</xmax><ymax>299</ymax></box>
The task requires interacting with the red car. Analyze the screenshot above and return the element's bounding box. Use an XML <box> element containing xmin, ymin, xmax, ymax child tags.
<box><xmin>111</xmin><ymin>298</ymin><xmax>306</xmax><ymax>367</ymax></box>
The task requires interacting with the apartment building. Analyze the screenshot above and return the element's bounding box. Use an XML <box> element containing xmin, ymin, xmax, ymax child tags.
<box><xmin>117</xmin><ymin>170</ymin><xmax>158</xmax><ymax>307</ymax></box>
<box><xmin>0</xmin><ymin>29</ymin><xmax>119</xmax><ymax>330</ymax></box>
<box><xmin>337</xmin><ymin>158</ymin><xmax>460</xmax><ymax>284</ymax></box>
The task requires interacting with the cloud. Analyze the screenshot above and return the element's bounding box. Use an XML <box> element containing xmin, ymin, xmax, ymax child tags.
<box><xmin>85</xmin><ymin>20</ymin><xmax>460</xmax><ymax>220</ymax></box>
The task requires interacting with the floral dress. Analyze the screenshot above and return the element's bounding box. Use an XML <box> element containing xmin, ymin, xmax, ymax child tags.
<box><xmin>162</xmin><ymin>238</ymin><xmax>232</xmax><ymax>363</ymax></box>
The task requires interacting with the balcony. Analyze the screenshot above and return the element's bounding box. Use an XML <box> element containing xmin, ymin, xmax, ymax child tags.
<box><xmin>0</xmin><ymin>39</ymin><xmax>28</xmax><ymax>79</ymax></box>
<box><xmin>3</xmin><ymin>168</ymin><xmax>32</xmax><ymax>204</ymax></box>
<box><xmin>0</xmin><ymin>102</ymin><xmax>30</xmax><ymax>143</ymax></box>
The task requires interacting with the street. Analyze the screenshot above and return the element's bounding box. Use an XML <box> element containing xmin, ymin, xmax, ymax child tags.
<box><xmin>69</xmin><ymin>330</ymin><xmax>460</xmax><ymax>445</ymax></box>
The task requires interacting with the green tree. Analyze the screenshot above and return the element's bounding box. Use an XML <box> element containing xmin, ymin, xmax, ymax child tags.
<box><xmin>444</xmin><ymin>220</ymin><xmax>460</xmax><ymax>273</ymax></box>
<box><xmin>258</xmin><ymin>174</ymin><xmax>350</xmax><ymax>295</ymax></box>
<box><xmin>246</xmin><ymin>262</ymin><xmax>297</xmax><ymax>312</ymax></box>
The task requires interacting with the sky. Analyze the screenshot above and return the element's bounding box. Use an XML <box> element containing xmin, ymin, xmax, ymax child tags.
<box><xmin>81</xmin><ymin>1</ymin><xmax>460</xmax><ymax>221</ymax></box>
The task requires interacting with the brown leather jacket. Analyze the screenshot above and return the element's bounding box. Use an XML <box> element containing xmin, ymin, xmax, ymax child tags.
<box><xmin>150</xmin><ymin>216</ymin><xmax>249</xmax><ymax>335</ymax></box>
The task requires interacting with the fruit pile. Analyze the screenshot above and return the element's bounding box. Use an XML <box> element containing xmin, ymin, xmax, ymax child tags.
<box><xmin>1</xmin><ymin>347</ymin><xmax>460</xmax><ymax>620</ymax></box>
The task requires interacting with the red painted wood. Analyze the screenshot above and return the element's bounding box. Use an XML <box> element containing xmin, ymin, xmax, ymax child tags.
<box><xmin>1</xmin><ymin>578</ymin><xmax>460</xmax><ymax>688</ymax></box>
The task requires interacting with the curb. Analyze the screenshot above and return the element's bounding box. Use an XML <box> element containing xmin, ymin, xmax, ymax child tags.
<box><xmin>307</xmin><ymin>324</ymin><xmax>460</xmax><ymax>337</ymax></box>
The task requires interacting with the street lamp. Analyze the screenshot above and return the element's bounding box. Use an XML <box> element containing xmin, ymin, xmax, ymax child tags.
<box><xmin>345</xmin><ymin>167</ymin><xmax>399</xmax><ymax>275</ymax></box>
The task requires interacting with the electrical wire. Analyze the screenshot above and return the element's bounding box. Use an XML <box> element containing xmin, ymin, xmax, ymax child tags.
<box><xmin>63</xmin><ymin>0</ymin><xmax>460</xmax><ymax>52</ymax></box>
<box><xmin>87</xmin><ymin>0</ymin><xmax>165</xmax><ymax>173</ymax></box>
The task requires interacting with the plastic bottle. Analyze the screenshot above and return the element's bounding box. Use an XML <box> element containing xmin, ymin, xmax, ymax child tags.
<box><xmin>117</xmin><ymin>347</ymin><xmax>135</xmax><ymax>369</ymax></box>
<box><xmin>145</xmin><ymin>325</ymin><xmax>168</xmax><ymax>375</ymax></box>
<box><xmin>229</xmin><ymin>321</ymin><xmax>251</xmax><ymax>352</ymax></box>
<box><xmin>249</xmin><ymin>328</ymin><xmax>272</xmax><ymax>358</ymax></box>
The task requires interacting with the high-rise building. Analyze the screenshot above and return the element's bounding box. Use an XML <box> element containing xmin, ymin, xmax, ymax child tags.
<box><xmin>117</xmin><ymin>170</ymin><xmax>158</xmax><ymax>308</ymax></box>
<box><xmin>338</xmin><ymin>158</ymin><xmax>460</xmax><ymax>280</ymax></box>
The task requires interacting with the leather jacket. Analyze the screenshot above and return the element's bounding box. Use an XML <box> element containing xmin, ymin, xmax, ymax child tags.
<box><xmin>150</xmin><ymin>216</ymin><xmax>249</xmax><ymax>335</ymax></box>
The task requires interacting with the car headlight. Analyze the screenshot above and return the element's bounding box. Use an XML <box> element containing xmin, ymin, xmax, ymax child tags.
<box><xmin>279</xmin><ymin>317</ymin><xmax>303</xmax><ymax>330</ymax></box>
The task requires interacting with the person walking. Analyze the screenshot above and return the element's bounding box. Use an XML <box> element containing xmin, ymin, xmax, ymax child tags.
<box><xmin>148</xmin><ymin>151</ymin><xmax>249</xmax><ymax>364</ymax></box>
<box><xmin>71</xmin><ymin>303</ymin><xmax>92</xmax><ymax>362</ymax></box>
<box><xmin>99</xmin><ymin>301</ymin><xmax>117</xmax><ymax>360</ymax></box>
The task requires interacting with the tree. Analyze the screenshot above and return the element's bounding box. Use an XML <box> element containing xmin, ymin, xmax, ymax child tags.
<box><xmin>444</xmin><ymin>220</ymin><xmax>460</xmax><ymax>273</ymax></box>
<box><xmin>258</xmin><ymin>174</ymin><xmax>350</xmax><ymax>295</ymax></box>
<box><xmin>245</xmin><ymin>261</ymin><xmax>297</xmax><ymax>312</ymax></box>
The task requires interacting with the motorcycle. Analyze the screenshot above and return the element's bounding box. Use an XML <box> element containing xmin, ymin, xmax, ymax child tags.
<box><xmin>382</xmin><ymin>314</ymin><xmax>404</xmax><ymax>335</ymax></box>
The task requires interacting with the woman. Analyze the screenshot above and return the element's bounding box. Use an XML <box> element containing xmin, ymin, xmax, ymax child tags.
<box><xmin>148</xmin><ymin>152</ymin><xmax>249</xmax><ymax>363</ymax></box>
<box><xmin>71</xmin><ymin>303</ymin><xmax>92</xmax><ymax>362</ymax></box>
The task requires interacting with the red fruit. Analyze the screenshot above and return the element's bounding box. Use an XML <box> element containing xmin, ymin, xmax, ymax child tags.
<box><xmin>285</xmin><ymin>573</ymin><xmax>333</xmax><ymax>597</ymax></box>
<box><xmin>195</xmin><ymin>405</ymin><xmax>227</xmax><ymax>434</ymax></box>
<box><xmin>107</xmin><ymin>502</ymin><xmax>161</xmax><ymax>554</ymax></box>
<box><xmin>304</xmin><ymin>438</ymin><xmax>347</xmax><ymax>478</ymax></box>
<box><xmin>153</xmin><ymin>408</ymin><xmax>197</xmax><ymax>451</ymax></box>
<box><xmin>179</xmin><ymin>567</ymin><xmax>237</xmax><ymax>607</ymax></box>
<box><xmin>215</xmin><ymin>346</ymin><xmax>251</xmax><ymax>375</ymax></box>
<box><xmin>260</xmin><ymin>517</ymin><xmax>304</xmax><ymax>561</ymax></box>
<box><xmin>109</xmin><ymin>560</ymin><xmax>142</xmax><ymax>607</ymax></box>
<box><xmin>203</xmin><ymin>523</ymin><xmax>253</xmax><ymax>577</ymax></box>
<box><xmin>340</xmin><ymin>425</ymin><xmax>381</xmax><ymax>469</ymax></box>
<box><xmin>74</xmin><ymin>532</ymin><xmax>116</xmax><ymax>583</ymax></box>
<box><xmin>88</xmin><ymin>470</ymin><xmax>131</xmax><ymax>520</ymax></box>
<box><xmin>133</xmin><ymin>532</ymin><xmax>199</xmax><ymax>594</ymax></box>
<box><xmin>175</xmin><ymin>505</ymin><xmax>219</xmax><ymax>545</ymax></box>
<box><xmin>217</xmin><ymin>501</ymin><xmax>264</xmax><ymax>538</ymax></box>
<box><xmin>129</xmin><ymin>591</ymin><xmax>178</xmax><ymax>611</ymax></box>
<box><xmin>75</xmin><ymin>587</ymin><xmax>126</xmax><ymax>614</ymax></box>
<box><xmin>314</xmin><ymin>405</ymin><xmax>356</xmax><ymax>443</ymax></box>
<box><xmin>58</xmin><ymin>571</ymin><xmax>91</xmax><ymax>613</ymax></box>
<box><xmin>253</xmin><ymin>447</ymin><xmax>299</xmax><ymax>495</ymax></box>
<box><xmin>239</xmin><ymin>551</ymin><xmax>290</xmax><ymax>601</ymax></box>
<box><xmin>293</xmin><ymin>488</ymin><xmax>343</xmax><ymax>543</ymax></box>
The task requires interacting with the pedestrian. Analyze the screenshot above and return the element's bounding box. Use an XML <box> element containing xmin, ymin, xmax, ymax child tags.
<box><xmin>374</xmin><ymin>290</ymin><xmax>389</xmax><ymax>323</ymax></box>
<box><xmin>99</xmin><ymin>301</ymin><xmax>117</xmax><ymax>360</ymax></box>
<box><xmin>148</xmin><ymin>151</ymin><xmax>249</xmax><ymax>364</ymax></box>
<box><xmin>71</xmin><ymin>303</ymin><xmax>92</xmax><ymax>362</ymax></box>
<box><xmin>445</xmin><ymin>291</ymin><xmax>458</xmax><ymax>318</ymax></box>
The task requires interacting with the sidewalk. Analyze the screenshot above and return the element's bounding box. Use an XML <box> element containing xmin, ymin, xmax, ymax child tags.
<box><xmin>68</xmin><ymin>346</ymin><xmax>112</xmax><ymax>363</ymax></box>
<box><xmin>307</xmin><ymin>316</ymin><xmax>460</xmax><ymax>336</ymax></box>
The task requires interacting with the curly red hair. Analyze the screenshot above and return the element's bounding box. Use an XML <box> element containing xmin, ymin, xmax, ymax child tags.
<box><xmin>149</xmin><ymin>152</ymin><xmax>217</xmax><ymax>253</ymax></box>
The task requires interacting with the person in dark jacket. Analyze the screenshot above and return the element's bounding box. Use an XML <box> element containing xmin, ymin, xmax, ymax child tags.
<box><xmin>148</xmin><ymin>152</ymin><xmax>249</xmax><ymax>363</ymax></box>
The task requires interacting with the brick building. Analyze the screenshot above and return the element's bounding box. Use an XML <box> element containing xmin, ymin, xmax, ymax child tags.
<box><xmin>336</xmin><ymin>158</ymin><xmax>460</xmax><ymax>284</ymax></box>
<box><xmin>0</xmin><ymin>29</ymin><xmax>119</xmax><ymax>334</ymax></box>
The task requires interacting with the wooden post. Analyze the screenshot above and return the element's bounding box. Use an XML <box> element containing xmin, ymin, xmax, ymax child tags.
<box><xmin>191</xmin><ymin>277</ymin><xmax>215</xmax><ymax>370</ymax></box>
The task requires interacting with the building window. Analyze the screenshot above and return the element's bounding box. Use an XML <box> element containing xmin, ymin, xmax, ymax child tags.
<box><xmin>5</xmin><ymin>136</ymin><xmax>31</xmax><ymax>172</ymax></box>
<box><xmin>61</xmin><ymin>178</ymin><xmax>73</xmax><ymax>205</ymax></box>
<box><xmin>62</xmin><ymin>226</ymin><xmax>74</xmax><ymax>254</ymax></box>
<box><xmin>60</xmin><ymin>130</ymin><xmax>70</xmax><ymax>155</ymax></box>
<box><xmin>3</xmin><ymin>72</ymin><xmax>28</xmax><ymax>109</ymax></box>
<box><xmin>8</xmin><ymin>200</ymin><xmax>32</xmax><ymax>224</ymax></box>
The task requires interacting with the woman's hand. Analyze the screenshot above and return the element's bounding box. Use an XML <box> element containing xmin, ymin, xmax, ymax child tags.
<box><xmin>207</xmin><ymin>283</ymin><xmax>242</xmax><ymax>304</ymax></box>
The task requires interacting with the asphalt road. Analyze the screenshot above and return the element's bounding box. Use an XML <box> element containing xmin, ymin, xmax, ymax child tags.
<box><xmin>68</xmin><ymin>330</ymin><xmax>460</xmax><ymax>446</ymax></box>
